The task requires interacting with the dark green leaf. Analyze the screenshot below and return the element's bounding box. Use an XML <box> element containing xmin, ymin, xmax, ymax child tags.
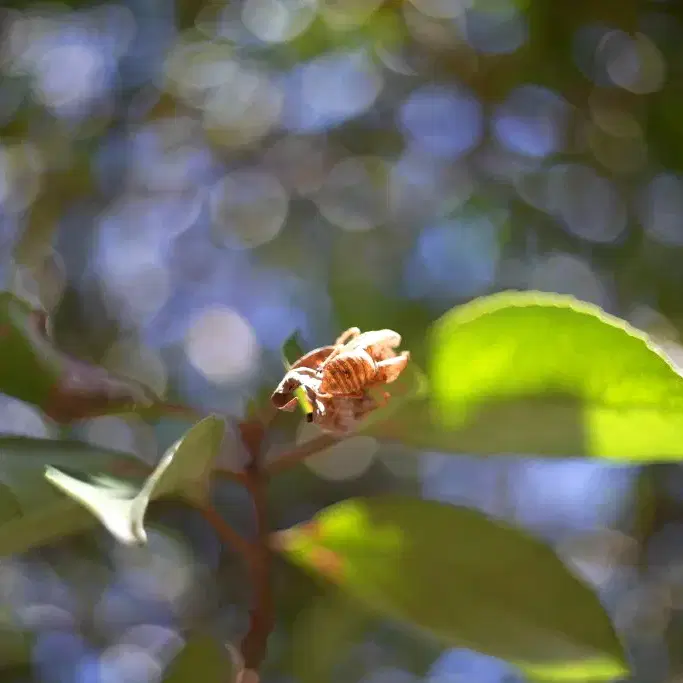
<box><xmin>46</xmin><ymin>416</ymin><xmax>225</xmax><ymax>545</ymax></box>
<box><xmin>0</xmin><ymin>437</ymin><xmax>148</xmax><ymax>557</ymax></box>
<box><xmin>376</xmin><ymin>291</ymin><xmax>683</xmax><ymax>460</ymax></box>
<box><xmin>0</xmin><ymin>290</ymin><xmax>164</xmax><ymax>423</ymax></box>
<box><xmin>280</xmin><ymin>331</ymin><xmax>314</xmax><ymax>418</ymax></box>
<box><xmin>163</xmin><ymin>634</ymin><xmax>236</xmax><ymax>683</ymax></box>
<box><xmin>275</xmin><ymin>495</ymin><xmax>628</xmax><ymax>681</ymax></box>
<box><xmin>281</xmin><ymin>332</ymin><xmax>306</xmax><ymax>370</ymax></box>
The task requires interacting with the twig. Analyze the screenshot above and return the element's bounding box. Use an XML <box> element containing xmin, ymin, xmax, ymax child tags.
<box><xmin>237</xmin><ymin>422</ymin><xmax>275</xmax><ymax>673</ymax></box>
<box><xmin>197</xmin><ymin>502</ymin><xmax>256</xmax><ymax>569</ymax></box>
<box><xmin>265</xmin><ymin>433</ymin><xmax>341</xmax><ymax>476</ymax></box>
<box><xmin>213</xmin><ymin>468</ymin><xmax>249</xmax><ymax>485</ymax></box>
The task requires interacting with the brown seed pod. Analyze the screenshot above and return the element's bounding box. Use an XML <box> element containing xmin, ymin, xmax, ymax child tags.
<box><xmin>271</xmin><ymin>327</ymin><xmax>410</xmax><ymax>434</ymax></box>
<box><xmin>319</xmin><ymin>349</ymin><xmax>378</xmax><ymax>396</ymax></box>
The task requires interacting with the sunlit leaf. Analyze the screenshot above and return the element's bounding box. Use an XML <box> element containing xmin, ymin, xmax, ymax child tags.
<box><xmin>375</xmin><ymin>291</ymin><xmax>683</xmax><ymax>460</ymax></box>
<box><xmin>0</xmin><ymin>291</ymin><xmax>162</xmax><ymax>422</ymax></box>
<box><xmin>46</xmin><ymin>416</ymin><xmax>225</xmax><ymax>545</ymax></box>
<box><xmin>274</xmin><ymin>495</ymin><xmax>628</xmax><ymax>682</ymax></box>
<box><xmin>163</xmin><ymin>634</ymin><xmax>236</xmax><ymax>683</ymax></box>
<box><xmin>0</xmin><ymin>437</ymin><xmax>148</xmax><ymax>557</ymax></box>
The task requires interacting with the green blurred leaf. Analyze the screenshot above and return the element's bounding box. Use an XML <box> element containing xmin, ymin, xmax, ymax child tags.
<box><xmin>0</xmin><ymin>291</ymin><xmax>161</xmax><ymax>423</ymax></box>
<box><xmin>287</xmin><ymin>586</ymin><xmax>372</xmax><ymax>683</ymax></box>
<box><xmin>46</xmin><ymin>415</ymin><xmax>225</xmax><ymax>545</ymax></box>
<box><xmin>0</xmin><ymin>611</ymin><xmax>32</xmax><ymax>667</ymax></box>
<box><xmin>375</xmin><ymin>291</ymin><xmax>683</xmax><ymax>460</ymax></box>
<box><xmin>163</xmin><ymin>634</ymin><xmax>236</xmax><ymax>683</ymax></box>
<box><xmin>275</xmin><ymin>495</ymin><xmax>628</xmax><ymax>682</ymax></box>
<box><xmin>0</xmin><ymin>437</ymin><xmax>148</xmax><ymax>557</ymax></box>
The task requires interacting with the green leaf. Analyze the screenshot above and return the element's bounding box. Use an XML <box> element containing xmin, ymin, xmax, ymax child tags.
<box><xmin>0</xmin><ymin>436</ymin><xmax>149</xmax><ymax>557</ymax></box>
<box><xmin>280</xmin><ymin>331</ymin><xmax>314</xmax><ymax>418</ymax></box>
<box><xmin>287</xmin><ymin>587</ymin><xmax>371</xmax><ymax>683</ymax></box>
<box><xmin>163</xmin><ymin>634</ymin><xmax>236</xmax><ymax>683</ymax></box>
<box><xmin>46</xmin><ymin>415</ymin><xmax>225</xmax><ymax>545</ymax></box>
<box><xmin>377</xmin><ymin>291</ymin><xmax>683</xmax><ymax>460</ymax></box>
<box><xmin>274</xmin><ymin>496</ymin><xmax>628</xmax><ymax>682</ymax></box>
<box><xmin>281</xmin><ymin>332</ymin><xmax>306</xmax><ymax>369</ymax></box>
<box><xmin>0</xmin><ymin>291</ymin><xmax>161</xmax><ymax>422</ymax></box>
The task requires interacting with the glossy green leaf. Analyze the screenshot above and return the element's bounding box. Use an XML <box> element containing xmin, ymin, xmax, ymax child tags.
<box><xmin>46</xmin><ymin>415</ymin><xmax>225</xmax><ymax>545</ymax></box>
<box><xmin>275</xmin><ymin>495</ymin><xmax>628</xmax><ymax>682</ymax></box>
<box><xmin>0</xmin><ymin>437</ymin><xmax>148</xmax><ymax>557</ymax></box>
<box><xmin>163</xmin><ymin>634</ymin><xmax>236</xmax><ymax>683</ymax></box>
<box><xmin>0</xmin><ymin>290</ymin><xmax>168</xmax><ymax>423</ymax></box>
<box><xmin>376</xmin><ymin>291</ymin><xmax>683</xmax><ymax>460</ymax></box>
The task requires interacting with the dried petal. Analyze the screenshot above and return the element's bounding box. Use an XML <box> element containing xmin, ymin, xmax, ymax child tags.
<box><xmin>344</xmin><ymin>329</ymin><xmax>402</xmax><ymax>362</ymax></box>
<box><xmin>271</xmin><ymin>369</ymin><xmax>320</xmax><ymax>410</ymax></box>
<box><xmin>312</xmin><ymin>393</ymin><xmax>379</xmax><ymax>434</ymax></box>
<box><xmin>375</xmin><ymin>351</ymin><xmax>410</xmax><ymax>384</ymax></box>
<box><xmin>334</xmin><ymin>327</ymin><xmax>361</xmax><ymax>346</ymax></box>
<box><xmin>290</xmin><ymin>345</ymin><xmax>336</xmax><ymax>371</ymax></box>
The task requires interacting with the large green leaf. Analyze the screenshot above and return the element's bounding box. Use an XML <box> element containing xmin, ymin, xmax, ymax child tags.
<box><xmin>163</xmin><ymin>633</ymin><xmax>236</xmax><ymax>683</ymax></box>
<box><xmin>375</xmin><ymin>291</ymin><xmax>683</xmax><ymax>460</ymax></box>
<box><xmin>46</xmin><ymin>415</ymin><xmax>225</xmax><ymax>545</ymax></box>
<box><xmin>0</xmin><ymin>437</ymin><xmax>149</xmax><ymax>557</ymax></box>
<box><xmin>274</xmin><ymin>496</ymin><xmax>628</xmax><ymax>682</ymax></box>
<box><xmin>0</xmin><ymin>290</ymin><xmax>164</xmax><ymax>423</ymax></box>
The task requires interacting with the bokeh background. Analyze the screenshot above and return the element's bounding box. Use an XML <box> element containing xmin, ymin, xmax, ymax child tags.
<box><xmin>1</xmin><ymin>0</ymin><xmax>683</xmax><ymax>680</ymax></box>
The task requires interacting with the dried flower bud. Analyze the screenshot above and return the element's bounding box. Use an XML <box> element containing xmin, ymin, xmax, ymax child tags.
<box><xmin>271</xmin><ymin>327</ymin><xmax>409</xmax><ymax>434</ymax></box>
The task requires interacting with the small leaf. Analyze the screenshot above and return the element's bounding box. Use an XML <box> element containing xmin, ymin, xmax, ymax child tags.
<box><xmin>0</xmin><ymin>291</ymin><xmax>164</xmax><ymax>423</ymax></box>
<box><xmin>280</xmin><ymin>331</ymin><xmax>314</xmax><ymax>418</ymax></box>
<box><xmin>46</xmin><ymin>416</ymin><xmax>225</xmax><ymax>545</ymax></box>
<box><xmin>281</xmin><ymin>332</ymin><xmax>307</xmax><ymax>369</ymax></box>
<box><xmin>377</xmin><ymin>291</ymin><xmax>683</xmax><ymax>460</ymax></box>
<box><xmin>0</xmin><ymin>437</ymin><xmax>148</xmax><ymax>557</ymax></box>
<box><xmin>163</xmin><ymin>634</ymin><xmax>236</xmax><ymax>683</ymax></box>
<box><xmin>274</xmin><ymin>496</ymin><xmax>628</xmax><ymax>681</ymax></box>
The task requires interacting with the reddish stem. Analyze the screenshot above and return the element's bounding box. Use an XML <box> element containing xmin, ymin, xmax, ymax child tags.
<box><xmin>237</xmin><ymin>422</ymin><xmax>275</xmax><ymax>672</ymax></box>
<box><xmin>198</xmin><ymin>503</ymin><xmax>256</xmax><ymax>569</ymax></box>
<box><xmin>265</xmin><ymin>433</ymin><xmax>341</xmax><ymax>476</ymax></box>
